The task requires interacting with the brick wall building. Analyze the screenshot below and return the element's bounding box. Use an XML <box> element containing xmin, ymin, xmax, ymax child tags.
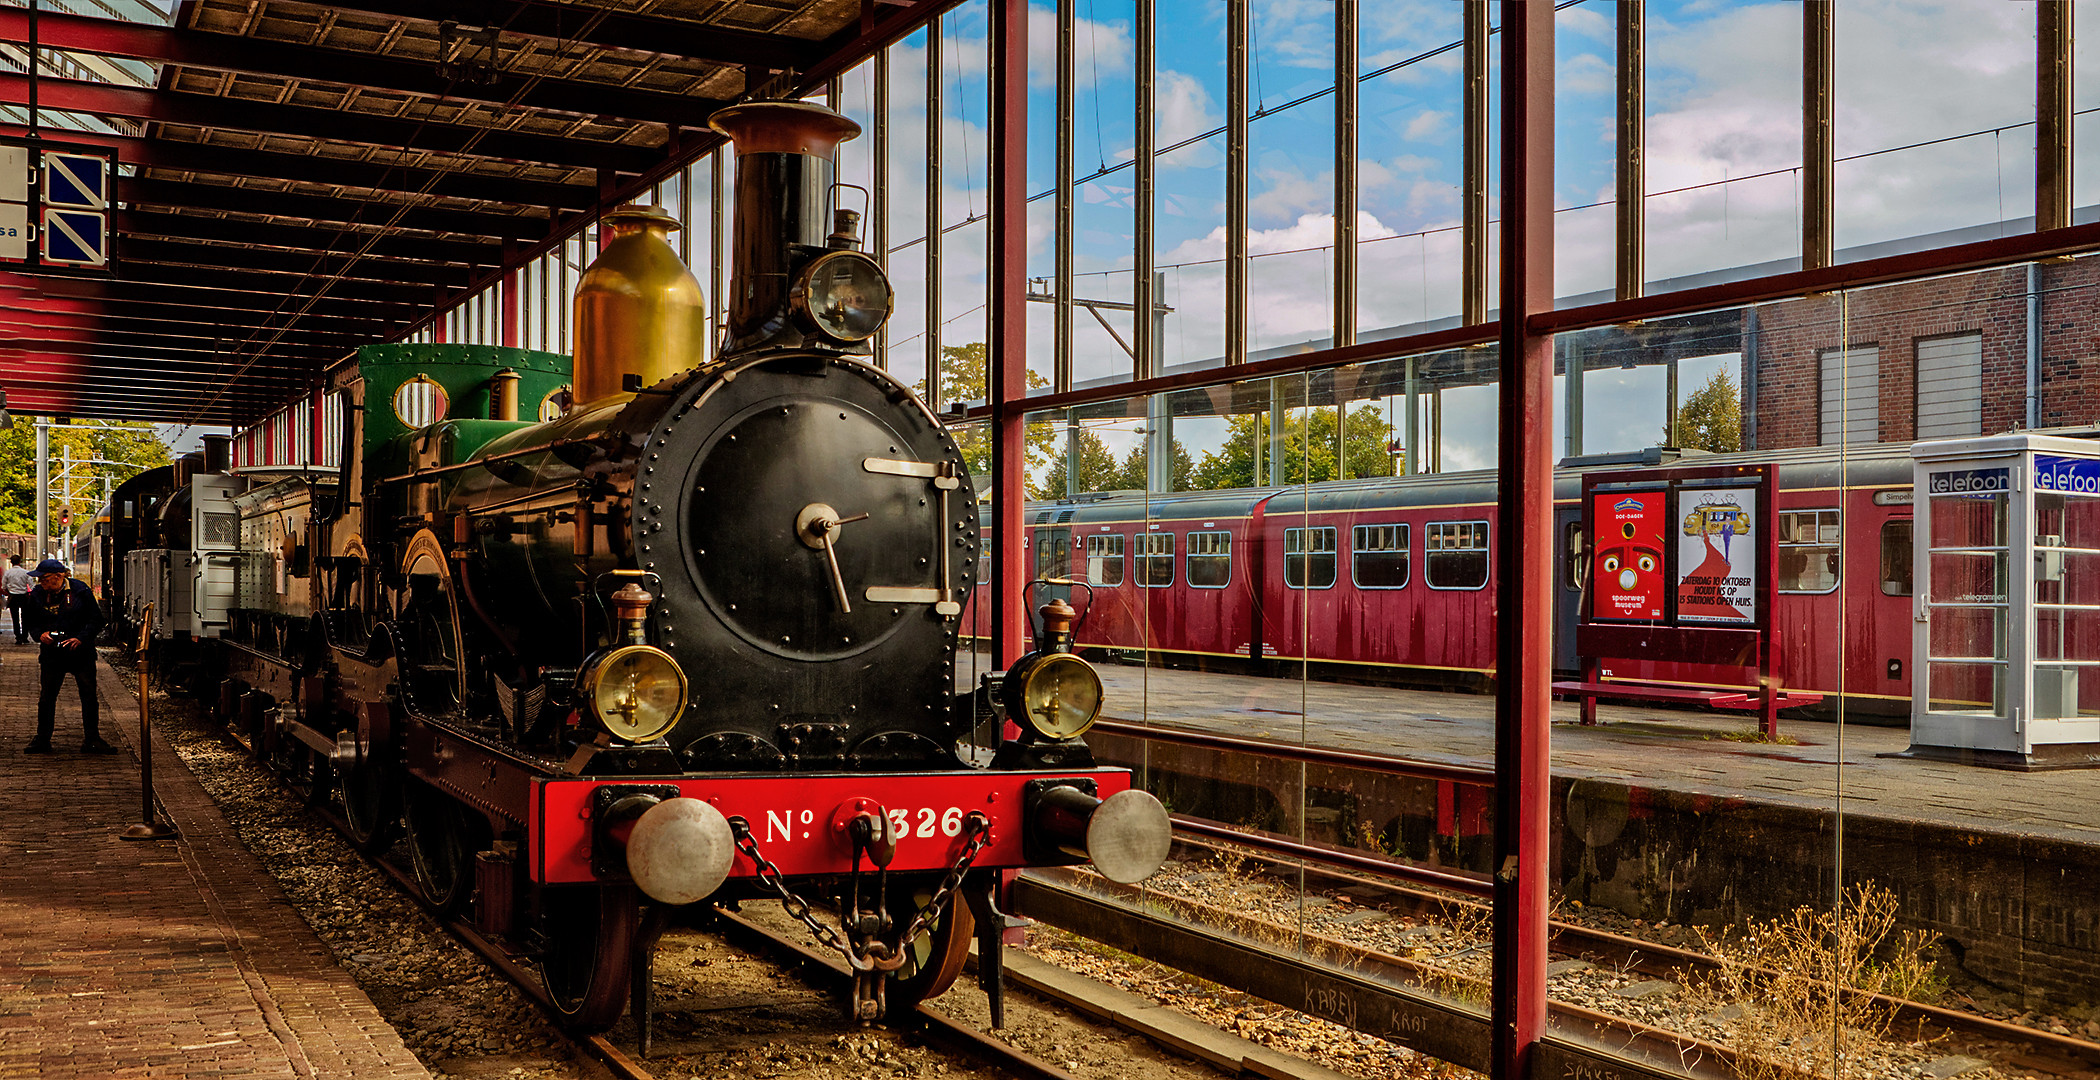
<box><xmin>1747</xmin><ymin>258</ymin><xmax>2100</xmax><ymax>448</ymax></box>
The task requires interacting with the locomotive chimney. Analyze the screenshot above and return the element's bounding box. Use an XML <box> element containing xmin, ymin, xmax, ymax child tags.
<box><xmin>572</xmin><ymin>204</ymin><xmax>707</xmax><ymax>406</ymax></box>
<box><xmin>708</xmin><ymin>100</ymin><xmax>863</xmax><ymax>352</ymax></box>
<box><xmin>200</xmin><ymin>434</ymin><xmax>231</xmax><ymax>474</ymax></box>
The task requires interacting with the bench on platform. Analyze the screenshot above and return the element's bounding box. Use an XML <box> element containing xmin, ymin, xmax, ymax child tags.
<box><xmin>1558</xmin><ymin>624</ymin><xmax>1820</xmax><ymax>737</ymax></box>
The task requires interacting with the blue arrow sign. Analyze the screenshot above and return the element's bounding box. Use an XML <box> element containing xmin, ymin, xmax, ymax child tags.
<box><xmin>42</xmin><ymin>207</ymin><xmax>106</xmax><ymax>266</ymax></box>
<box><xmin>42</xmin><ymin>152</ymin><xmax>107</xmax><ymax>209</ymax></box>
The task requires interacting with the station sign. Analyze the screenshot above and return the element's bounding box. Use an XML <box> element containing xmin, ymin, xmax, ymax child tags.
<box><xmin>1675</xmin><ymin>485</ymin><xmax>1757</xmax><ymax>625</ymax></box>
<box><xmin>2033</xmin><ymin>456</ymin><xmax>2100</xmax><ymax>496</ymax></box>
<box><xmin>0</xmin><ymin>145</ymin><xmax>28</xmax><ymax>260</ymax></box>
<box><xmin>41</xmin><ymin>207</ymin><xmax>106</xmax><ymax>266</ymax></box>
<box><xmin>42</xmin><ymin>152</ymin><xmax>108</xmax><ymax>210</ymax></box>
<box><xmin>1928</xmin><ymin>467</ymin><xmax>2011</xmax><ymax>497</ymax></box>
<box><xmin>0</xmin><ymin>138</ymin><xmax>116</xmax><ymax>273</ymax></box>
<box><xmin>1591</xmin><ymin>490</ymin><xmax>1666</xmax><ymax>621</ymax></box>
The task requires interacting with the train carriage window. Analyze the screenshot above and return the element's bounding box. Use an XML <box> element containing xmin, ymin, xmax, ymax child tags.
<box><xmin>1881</xmin><ymin>519</ymin><xmax>1913</xmax><ymax>596</ymax></box>
<box><xmin>1187</xmin><ymin>531</ymin><xmax>1232</xmax><ymax>588</ymax></box>
<box><xmin>1426</xmin><ymin>520</ymin><xmax>1491</xmax><ymax>590</ymax></box>
<box><xmin>1136</xmin><ymin>532</ymin><xmax>1175</xmax><ymax>587</ymax></box>
<box><xmin>1284</xmin><ymin>527</ymin><xmax>1338</xmax><ymax>589</ymax></box>
<box><xmin>1778</xmin><ymin>509</ymin><xmax>1843</xmax><ymax>593</ymax></box>
<box><xmin>1563</xmin><ymin>522</ymin><xmax>1587</xmax><ymax>592</ymax></box>
<box><xmin>1353</xmin><ymin>524</ymin><xmax>1411</xmax><ymax>589</ymax></box>
<box><xmin>1034</xmin><ymin>529</ymin><xmax>1072</xmax><ymax>578</ymax></box>
<box><xmin>1085</xmin><ymin>534</ymin><xmax>1126</xmax><ymax>586</ymax></box>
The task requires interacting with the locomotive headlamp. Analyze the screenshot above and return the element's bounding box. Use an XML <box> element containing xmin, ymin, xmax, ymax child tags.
<box><xmin>577</xmin><ymin>644</ymin><xmax>688</xmax><ymax>743</ymax></box>
<box><xmin>790</xmin><ymin>250</ymin><xmax>893</xmax><ymax>342</ymax></box>
<box><xmin>1003</xmin><ymin>651</ymin><xmax>1104</xmax><ymax>741</ymax></box>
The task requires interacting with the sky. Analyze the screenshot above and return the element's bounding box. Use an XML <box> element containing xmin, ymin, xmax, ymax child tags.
<box><xmin>818</xmin><ymin>0</ymin><xmax>2074</xmax><ymax>476</ymax></box>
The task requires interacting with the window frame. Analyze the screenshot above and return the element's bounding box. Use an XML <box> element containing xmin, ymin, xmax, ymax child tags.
<box><xmin>1425</xmin><ymin>519</ymin><xmax>1492</xmax><ymax>591</ymax></box>
<box><xmin>1135</xmin><ymin>530</ymin><xmax>1175</xmax><ymax>588</ymax></box>
<box><xmin>1185</xmin><ymin>529</ymin><xmax>1233</xmax><ymax>590</ymax></box>
<box><xmin>1284</xmin><ymin>525</ymin><xmax>1339</xmax><ymax>590</ymax></box>
<box><xmin>1879</xmin><ymin>517</ymin><xmax>1913</xmax><ymax>597</ymax></box>
<box><xmin>1084</xmin><ymin>532</ymin><xmax>1126</xmax><ymax>587</ymax></box>
<box><xmin>1352</xmin><ymin>522</ymin><xmax>1412</xmax><ymax>590</ymax></box>
<box><xmin>1777</xmin><ymin>507</ymin><xmax>1844</xmax><ymax>595</ymax></box>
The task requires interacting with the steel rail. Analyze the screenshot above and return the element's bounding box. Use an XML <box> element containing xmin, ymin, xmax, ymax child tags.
<box><xmin>711</xmin><ymin>908</ymin><xmax>1083</xmax><ymax>1080</ymax></box>
<box><xmin>1170</xmin><ymin>833</ymin><xmax>2100</xmax><ymax>1076</ymax></box>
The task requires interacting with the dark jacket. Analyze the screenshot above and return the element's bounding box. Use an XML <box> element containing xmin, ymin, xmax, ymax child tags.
<box><xmin>25</xmin><ymin>579</ymin><xmax>103</xmax><ymax>664</ymax></box>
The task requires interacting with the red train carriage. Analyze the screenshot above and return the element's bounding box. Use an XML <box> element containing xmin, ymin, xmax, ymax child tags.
<box><xmin>982</xmin><ymin>443</ymin><xmax>1920</xmax><ymax>720</ymax></box>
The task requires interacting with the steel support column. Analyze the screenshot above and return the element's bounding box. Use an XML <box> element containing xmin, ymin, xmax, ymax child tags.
<box><xmin>1335</xmin><ymin>0</ymin><xmax>1359</xmax><ymax>350</ymax></box>
<box><xmin>1226</xmin><ymin>0</ymin><xmax>1249</xmax><ymax>369</ymax></box>
<box><xmin>710</xmin><ymin>153</ymin><xmax>725</xmax><ymax>347</ymax></box>
<box><xmin>1463</xmin><ymin>0</ymin><xmax>1490</xmax><ymax>326</ymax></box>
<box><xmin>1057</xmin><ymin>0</ymin><xmax>1078</xmax><ymax>496</ymax></box>
<box><xmin>2039</xmin><ymin>1</ymin><xmax>2073</xmax><ymax>234</ymax></box>
<box><xmin>1138</xmin><ymin>0</ymin><xmax>1170</xmax><ymax>492</ymax></box>
<box><xmin>499</xmin><ymin>265</ymin><xmax>518</xmax><ymax>348</ymax></box>
<box><xmin>1491</xmin><ymin>3</ymin><xmax>1553</xmax><ymax>1078</ymax></box>
<box><xmin>874</xmin><ymin>47</ymin><xmax>891</xmax><ymax>369</ymax></box>
<box><xmin>927</xmin><ymin>17</ymin><xmax>946</xmax><ymax>410</ymax></box>
<box><xmin>990</xmin><ymin>0</ymin><xmax>1030</xmax><ymax>667</ymax></box>
<box><xmin>1056</xmin><ymin>0</ymin><xmax>1075</xmax><ymax>393</ymax></box>
<box><xmin>34</xmin><ymin>420</ymin><xmax>49</xmax><ymax>559</ymax></box>
<box><xmin>1616</xmin><ymin>0</ymin><xmax>1645</xmax><ymax>301</ymax></box>
<box><xmin>1803</xmin><ymin>0</ymin><xmax>1834</xmax><ymax>271</ymax></box>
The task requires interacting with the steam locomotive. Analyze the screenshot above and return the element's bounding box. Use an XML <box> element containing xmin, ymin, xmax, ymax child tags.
<box><xmin>113</xmin><ymin>100</ymin><xmax>1171</xmax><ymax>1033</ymax></box>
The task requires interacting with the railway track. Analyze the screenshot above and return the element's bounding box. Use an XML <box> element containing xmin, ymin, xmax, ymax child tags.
<box><xmin>1085</xmin><ymin>834</ymin><xmax>2100</xmax><ymax>1079</ymax></box>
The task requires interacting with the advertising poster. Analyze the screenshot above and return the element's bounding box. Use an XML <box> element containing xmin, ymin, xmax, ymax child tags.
<box><xmin>1591</xmin><ymin>490</ymin><xmax>1666</xmax><ymax>620</ymax></box>
<box><xmin>1676</xmin><ymin>486</ymin><xmax>1757</xmax><ymax>624</ymax></box>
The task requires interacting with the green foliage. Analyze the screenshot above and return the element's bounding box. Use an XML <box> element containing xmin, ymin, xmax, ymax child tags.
<box><xmin>917</xmin><ymin>342</ymin><xmax>1059</xmax><ymax>491</ymax></box>
<box><xmin>1029</xmin><ymin>429</ymin><xmax>1197</xmax><ymax>498</ymax></box>
<box><xmin>1188</xmin><ymin>404</ymin><xmax>1396</xmax><ymax>491</ymax></box>
<box><xmin>1675</xmin><ymin>369</ymin><xmax>1743</xmax><ymax>452</ymax></box>
<box><xmin>1109</xmin><ymin>438</ymin><xmax>1195</xmax><ymax>493</ymax></box>
<box><xmin>0</xmin><ymin>420</ymin><xmax>171</xmax><ymax>537</ymax></box>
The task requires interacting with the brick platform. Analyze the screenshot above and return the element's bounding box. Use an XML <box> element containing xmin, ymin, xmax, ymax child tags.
<box><xmin>0</xmin><ymin>639</ymin><xmax>429</xmax><ymax>1080</ymax></box>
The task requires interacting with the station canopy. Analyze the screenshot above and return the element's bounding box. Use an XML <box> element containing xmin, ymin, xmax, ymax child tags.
<box><xmin>0</xmin><ymin>0</ymin><xmax>940</xmax><ymax>427</ymax></box>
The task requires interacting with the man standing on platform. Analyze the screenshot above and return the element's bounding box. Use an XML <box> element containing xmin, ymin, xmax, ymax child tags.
<box><xmin>22</xmin><ymin>559</ymin><xmax>113</xmax><ymax>754</ymax></box>
<box><xmin>3</xmin><ymin>555</ymin><xmax>30</xmax><ymax>644</ymax></box>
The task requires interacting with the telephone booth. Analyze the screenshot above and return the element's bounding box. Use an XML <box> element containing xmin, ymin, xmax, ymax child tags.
<box><xmin>1909</xmin><ymin>434</ymin><xmax>2100</xmax><ymax>769</ymax></box>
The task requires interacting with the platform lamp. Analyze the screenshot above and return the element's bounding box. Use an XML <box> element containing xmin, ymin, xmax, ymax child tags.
<box><xmin>120</xmin><ymin>603</ymin><xmax>178</xmax><ymax>842</ymax></box>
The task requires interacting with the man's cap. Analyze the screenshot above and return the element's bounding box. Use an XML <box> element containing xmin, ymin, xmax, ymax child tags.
<box><xmin>34</xmin><ymin>559</ymin><xmax>68</xmax><ymax>576</ymax></box>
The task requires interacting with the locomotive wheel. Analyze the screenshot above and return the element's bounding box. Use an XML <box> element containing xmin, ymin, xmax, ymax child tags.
<box><xmin>404</xmin><ymin>781</ymin><xmax>481</xmax><ymax>914</ymax></box>
<box><xmin>340</xmin><ymin>749</ymin><xmax>400</xmax><ymax>855</ymax></box>
<box><xmin>285</xmin><ymin>742</ymin><xmax>334</xmax><ymax>809</ymax></box>
<box><xmin>538</xmin><ymin>884</ymin><xmax>639</xmax><ymax>1031</ymax></box>
<box><xmin>884</xmin><ymin>886</ymin><xmax>975</xmax><ymax>1011</ymax></box>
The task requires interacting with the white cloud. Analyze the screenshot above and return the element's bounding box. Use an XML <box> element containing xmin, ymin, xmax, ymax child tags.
<box><xmin>1027</xmin><ymin>4</ymin><xmax>1135</xmax><ymax>91</ymax></box>
<box><xmin>1155</xmin><ymin>70</ymin><xmax>1224</xmax><ymax>169</ymax></box>
<box><xmin>1402</xmin><ymin>108</ymin><xmax>1448</xmax><ymax>142</ymax></box>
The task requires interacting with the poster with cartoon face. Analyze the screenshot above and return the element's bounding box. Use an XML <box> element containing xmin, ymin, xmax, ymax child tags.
<box><xmin>1592</xmin><ymin>491</ymin><xmax>1666</xmax><ymax>621</ymax></box>
<box><xmin>1676</xmin><ymin>486</ymin><xmax>1757</xmax><ymax>624</ymax></box>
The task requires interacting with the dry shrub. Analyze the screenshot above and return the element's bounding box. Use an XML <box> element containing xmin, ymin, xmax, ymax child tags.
<box><xmin>1691</xmin><ymin>882</ymin><xmax>1943</xmax><ymax>1080</ymax></box>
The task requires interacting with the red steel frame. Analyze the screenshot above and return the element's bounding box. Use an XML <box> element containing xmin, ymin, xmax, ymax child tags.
<box><xmin>1491</xmin><ymin>4</ymin><xmax>1554</xmax><ymax>1076</ymax></box>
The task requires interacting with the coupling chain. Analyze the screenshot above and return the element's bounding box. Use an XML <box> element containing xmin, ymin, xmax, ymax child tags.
<box><xmin>870</xmin><ymin>812</ymin><xmax>992</xmax><ymax>971</ymax></box>
<box><xmin>727</xmin><ymin>817</ymin><xmax>852</xmax><ymax>959</ymax></box>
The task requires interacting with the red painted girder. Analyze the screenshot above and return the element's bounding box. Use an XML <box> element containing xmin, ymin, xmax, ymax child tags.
<box><xmin>0</xmin><ymin>72</ymin><xmax>657</xmax><ymax>175</ymax></box>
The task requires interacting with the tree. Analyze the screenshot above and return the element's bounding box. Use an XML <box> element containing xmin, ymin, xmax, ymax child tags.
<box><xmin>1108</xmin><ymin>438</ymin><xmax>1195</xmax><ymax>493</ymax></box>
<box><xmin>1188</xmin><ymin>404</ymin><xmax>1396</xmax><ymax>490</ymax></box>
<box><xmin>1031</xmin><ymin>428</ymin><xmax>1122</xmax><ymax>498</ymax></box>
<box><xmin>915</xmin><ymin>342</ymin><xmax>1059</xmax><ymax>492</ymax></box>
<box><xmin>0</xmin><ymin>420</ymin><xmax>171</xmax><ymax>538</ymax></box>
<box><xmin>1675</xmin><ymin>370</ymin><xmax>1743</xmax><ymax>452</ymax></box>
